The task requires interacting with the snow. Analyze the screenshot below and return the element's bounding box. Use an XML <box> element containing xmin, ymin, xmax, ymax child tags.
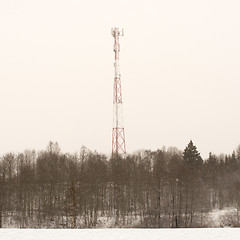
<box><xmin>1</xmin><ymin>207</ymin><xmax>240</xmax><ymax>228</ymax></box>
<box><xmin>0</xmin><ymin>229</ymin><xmax>239</xmax><ymax>240</ymax></box>
<box><xmin>204</xmin><ymin>207</ymin><xmax>238</xmax><ymax>228</ymax></box>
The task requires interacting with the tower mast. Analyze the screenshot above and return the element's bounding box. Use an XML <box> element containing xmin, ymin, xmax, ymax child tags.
<box><xmin>111</xmin><ymin>27</ymin><xmax>126</xmax><ymax>156</ymax></box>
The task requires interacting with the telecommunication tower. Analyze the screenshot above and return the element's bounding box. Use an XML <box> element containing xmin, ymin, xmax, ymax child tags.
<box><xmin>111</xmin><ymin>27</ymin><xmax>126</xmax><ymax>156</ymax></box>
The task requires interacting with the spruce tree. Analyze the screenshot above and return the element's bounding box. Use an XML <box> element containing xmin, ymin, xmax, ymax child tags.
<box><xmin>183</xmin><ymin>140</ymin><xmax>203</xmax><ymax>167</ymax></box>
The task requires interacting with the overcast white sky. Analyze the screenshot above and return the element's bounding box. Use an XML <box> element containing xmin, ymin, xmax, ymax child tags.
<box><xmin>0</xmin><ymin>0</ymin><xmax>240</xmax><ymax>159</ymax></box>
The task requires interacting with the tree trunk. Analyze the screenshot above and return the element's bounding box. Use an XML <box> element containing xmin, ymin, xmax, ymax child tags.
<box><xmin>0</xmin><ymin>210</ymin><xmax>2</xmax><ymax>228</ymax></box>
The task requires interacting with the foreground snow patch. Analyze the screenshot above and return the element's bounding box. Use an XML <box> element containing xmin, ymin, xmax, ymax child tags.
<box><xmin>204</xmin><ymin>207</ymin><xmax>238</xmax><ymax>227</ymax></box>
<box><xmin>0</xmin><ymin>229</ymin><xmax>240</xmax><ymax>240</ymax></box>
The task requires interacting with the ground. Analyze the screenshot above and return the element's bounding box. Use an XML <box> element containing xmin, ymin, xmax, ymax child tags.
<box><xmin>203</xmin><ymin>207</ymin><xmax>239</xmax><ymax>228</ymax></box>
<box><xmin>0</xmin><ymin>228</ymin><xmax>239</xmax><ymax>240</ymax></box>
<box><xmin>1</xmin><ymin>207</ymin><xmax>240</xmax><ymax>228</ymax></box>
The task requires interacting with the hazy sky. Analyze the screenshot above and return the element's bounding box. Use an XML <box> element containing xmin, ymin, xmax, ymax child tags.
<box><xmin>0</xmin><ymin>0</ymin><xmax>240</xmax><ymax>158</ymax></box>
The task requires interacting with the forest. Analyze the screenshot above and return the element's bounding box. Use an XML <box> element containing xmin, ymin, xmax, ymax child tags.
<box><xmin>0</xmin><ymin>140</ymin><xmax>240</xmax><ymax>228</ymax></box>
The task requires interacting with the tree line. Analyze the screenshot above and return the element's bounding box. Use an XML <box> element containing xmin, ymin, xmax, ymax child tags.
<box><xmin>0</xmin><ymin>140</ymin><xmax>240</xmax><ymax>228</ymax></box>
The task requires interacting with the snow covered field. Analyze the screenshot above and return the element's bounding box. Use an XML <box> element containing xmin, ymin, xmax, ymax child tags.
<box><xmin>1</xmin><ymin>207</ymin><xmax>239</xmax><ymax>228</ymax></box>
<box><xmin>0</xmin><ymin>228</ymin><xmax>239</xmax><ymax>240</ymax></box>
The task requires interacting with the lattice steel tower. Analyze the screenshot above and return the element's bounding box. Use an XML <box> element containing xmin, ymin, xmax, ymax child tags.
<box><xmin>111</xmin><ymin>27</ymin><xmax>126</xmax><ymax>156</ymax></box>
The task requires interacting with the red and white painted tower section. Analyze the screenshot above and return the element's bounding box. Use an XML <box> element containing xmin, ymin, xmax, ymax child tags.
<box><xmin>111</xmin><ymin>27</ymin><xmax>126</xmax><ymax>156</ymax></box>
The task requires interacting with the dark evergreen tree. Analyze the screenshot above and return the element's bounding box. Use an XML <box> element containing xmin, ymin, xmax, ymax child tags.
<box><xmin>183</xmin><ymin>140</ymin><xmax>203</xmax><ymax>167</ymax></box>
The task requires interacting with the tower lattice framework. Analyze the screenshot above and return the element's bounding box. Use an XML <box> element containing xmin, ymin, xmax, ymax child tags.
<box><xmin>111</xmin><ymin>27</ymin><xmax>126</xmax><ymax>156</ymax></box>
